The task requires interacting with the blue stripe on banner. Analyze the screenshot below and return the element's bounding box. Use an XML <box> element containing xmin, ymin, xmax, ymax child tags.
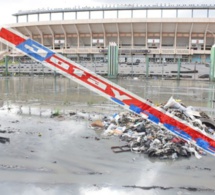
<box><xmin>129</xmin><ymin>104</ymin><xmax>142</xmax><ymax>114</ymax></box>
<box><xmin>16</xmin><ymin>39</ymin><xmax>55</xmax><ymax>62</ymax></box>
<box><xmin>113</xmin><ymin>113</ymin><xmax>118</xmax><ymax>118</ymax></box>
<box><xmin>163</xmin><ymin>123</ymin><xmax>174</xmax><ymax>131</ymax></box>
<box><xmin>163</xmin><ymin>123</ymin><xmax>191</xmax><ymax>140</ymax></box>
<box><xmin>179</xmin><ymin>131</ymin><xmax>191</xmax><ymax>140</ymax></box>
<box><xmin>209</xmin><ymin>146</ymin><xmax>215</xmax><ymax>152</ymax></box>
<box><xmin>148</xmin><ymin>115</ymin><xmax>160</xmax><ymax>124</ymax></box>
<box><xmin>143</xmin><ymin>111</ymin><xmax>160</xmax><ymax>124</ymax></box>
<box><xmin>129</xmin><ymin>105</ymin><xmax>160</xmax><ymax>124</ymax></box>
<box><xmin>111</xmin><ymin>97</ymin><xmax>125</xmax><ymax>105</ymax></box>
<box><xmin>196</xmin><ymin>138</ymin><xmax>210</xmax><ymax>151</ymax></box>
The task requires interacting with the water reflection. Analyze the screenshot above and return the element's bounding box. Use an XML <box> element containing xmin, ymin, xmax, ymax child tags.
<box><xmin>0</xmin><ymin>184</ymin><xmax>149</xmax><ymax>195</ymax></box>
<box><xmin>1</xmin><ymin>77</ymin><xmax>215</xmax><ymax>116</ymax></box>
<box><xmin>0</xmin><ymin>183</ymin><xmax>211</xmax><ymax>195</ymax></box>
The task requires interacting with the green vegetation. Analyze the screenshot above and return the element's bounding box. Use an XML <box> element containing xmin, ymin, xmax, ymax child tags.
<box><xmin>0</xmin><ymin>58</ymin><xmax>19</xmax><ymax>65</ymax></box>
<box><xmin>51</xmin><ymin>108</ymin><xmax>61</xmax><ymax>117</ymax></box>
<box><xmin>2</xmin><ymin>70</ymin><xmax>11</xmax><ymax>76</ymax></box>
<box><xmin>87</xmin><ymin>100</ymin><xmax>95</xmax><ymax>106</ymax></box>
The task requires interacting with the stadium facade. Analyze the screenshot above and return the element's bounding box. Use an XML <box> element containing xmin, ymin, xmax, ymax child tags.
<box><xmin>1</xmin><ymin>4</ymin><xmax>215</xmax><ymax>65</ymax></box>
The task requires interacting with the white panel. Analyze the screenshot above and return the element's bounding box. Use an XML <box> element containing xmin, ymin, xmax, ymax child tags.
<box><xmin>40</xmin><ymin>13</ymin><xmax>50</xmax><ymax>22</ymax></box>
<box><xmin>178</xmin><ymin>10</ymin><xmax>192</xmax><ymax>18</ymax></box>
<box><xmin>133</xmin><ymin>10</ymin><xmax>146</xmax><ymax>18</ymax></box>
<box><xmin>18</xmin><ymin>15</ymin><xmax>27</xmax><ymax>23</ymax></box>
<box><xmin>77</xmin><ymin>12</ymin><xmax>89</xmax><ymax>20</ymax></box>
<box><xmin>193</xmin><ymin>9</ymin><xmax>207</xmax><ymax>18</ymax></box>
<box><xmin>104</xmin><ymin>11</ymin><xmax>117</xmax><ymax>19</ymax></box>
<box><xmin>51</xmin><ymin>13</ymin><xmax>63</xmax><ymax>21</ymax></box>
<box><xmin>90</xmin><ymin>11</ymin><xmax>103</xmax><ymax>19</ymax></box>
<box><xmin>28</xmin><ymin>14</ymin><xmax>38</xmax><ymax>22</ymax></box>
<box><xmin>64</xmin><ymin>12</ymin><xmax>76</xmax><ymax>20</ymax></box>
<box><xmin>163</xmin><ymin>10</ymin><xmax>177</xmax><ymax>18</ymax></box>
<box><xmin>118</xmin><ymin>10</ymin><xmax>132</xmax><ymax>19</ymax></box>
<box><xmin>148</xmin><ymin>10</ymin><xmax>161</xmax><ymax>18</ymax></box>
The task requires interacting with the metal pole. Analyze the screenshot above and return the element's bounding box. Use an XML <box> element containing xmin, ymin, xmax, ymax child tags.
<box><xmin>146</xmin><ymin>55</ymin><xmax>149</xmax><ymax>79</ymax></box>
<box><xmin>5</xmin><ymin>55</ymin><xmax>8</xmax><ymax>76</ymax></box>
<box><xmin>19</xmin><ymin>58</ymin><xmax>20</xmax><ymax>77</ymax></box>
<box><xmin>194</xmin><ymin>62</ymin><xmax>197</xmax><ymax>80</ymax></box>
<box><xmin>210</xmin><ymin>44</ymin><xmax>215</xmax><ymax>81</ymax></box>
<box><xmin>131</xmin><ymin>53</ymin><xmax>133</xmax><ymax>78</ymax></box>
<box><xmin>177</xmin><ymin>58</ymin><xmax>181</xmax><ymax>80</ymax></box>
<box><xmin>115</xmin><ymin>44</ymin><xmax>118</xmax><ymax>77</ymax></box>
<box><xmin>162</xmin><ymin>62</ymin><xmax>164</xmax><ymax>79</ymax></box>
<box><xmin>108</xmin><ymin>42</ymin><xmax>118</xmax><ymax>78</ymax></box>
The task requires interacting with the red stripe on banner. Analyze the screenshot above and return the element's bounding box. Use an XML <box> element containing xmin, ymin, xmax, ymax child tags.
<box><xmin>136</xmin><ymin>100</ymin><xmax>215</xmax><ymax>148</ymax></box>
<box><xmin>0</xmin><ymin>28</ymin><xmax>26</xmax><ymax>46</ymax></box>
<box><xmin>46</xmin><ymin>55</ymin><xmax>111</xmax><ymax>92</ymax></box>
<box><xmin>45</xmin><ymin>55</ymin><xmax>215</xmax><ymax>148</ymax></box>
<box><xmin>46</xmin><ymin>55</ymin><xmax>70</xmax><ymax>72</ymax></box>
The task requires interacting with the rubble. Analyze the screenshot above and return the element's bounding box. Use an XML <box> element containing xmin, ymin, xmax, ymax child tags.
<box><xmin>91</xmin><ymin>97</ymin><xmax>215</xmax><ymax>160</ymax></box>
<box><xmin>0</xmin><ymin>136</ymin><xmax>10</xmax><ymax>144</ymax></box>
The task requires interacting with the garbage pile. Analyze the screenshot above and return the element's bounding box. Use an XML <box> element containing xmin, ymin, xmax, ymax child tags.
<box><xmin>91</xmin><ymin>97</ymin><xmax>215</xmax><ymax>160</ymax></box>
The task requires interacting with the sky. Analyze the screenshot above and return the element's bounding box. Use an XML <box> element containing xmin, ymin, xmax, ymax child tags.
<box><xmin>0</xmin><ymin>0</ymin><xmax>215</xmax><ymax>25</ymax></box>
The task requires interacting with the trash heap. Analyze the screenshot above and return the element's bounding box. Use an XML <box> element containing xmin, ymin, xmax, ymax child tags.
<box><xmin>91</xmin><ymin>97</ymin><xmax>215</xmax><ymax>160</ymax></box>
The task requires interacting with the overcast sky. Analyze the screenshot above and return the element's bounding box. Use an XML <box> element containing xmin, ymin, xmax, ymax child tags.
<box><xmin>0</xmin><ymin>0</ymin><xmax>214</xmax><ymax>25</ymax></box>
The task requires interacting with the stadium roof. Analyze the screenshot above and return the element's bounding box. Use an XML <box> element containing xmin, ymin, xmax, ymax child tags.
<box><xmin>13</xmin><ymin>4</ymin><xmax>215</xmax><ymax>16</ymax></box>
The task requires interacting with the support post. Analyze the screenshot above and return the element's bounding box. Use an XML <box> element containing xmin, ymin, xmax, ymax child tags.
<box><xmin>210</xmin><ymin>45</ymin><xmax>215</xmax><ymax>81</ymax></box>
<box><xmin>177</xmin><ymin>58</ymin><xmax>181</xmax><ymax>80</ymax></box>
<box><xmin>108</xmin><ymin>42</ymin><xmax>118</xmax><ymax>79</ymax></box>
<box><xmin>146</xmin><ymin>55</ymin><xmax>149</xmax><ymax>79</ymax></box>
<box><xmin>5</xmin><ymin>55</ymin><xmax>8</xmax><ymax>77</ymax></box>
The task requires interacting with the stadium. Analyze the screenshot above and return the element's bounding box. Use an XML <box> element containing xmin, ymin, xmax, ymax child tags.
<box><xmin>1</xmin><ymin>4</ymin><xmax>215</xmax><ymax>78</ymax></box>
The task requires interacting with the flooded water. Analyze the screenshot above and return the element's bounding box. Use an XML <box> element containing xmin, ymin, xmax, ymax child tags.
<box><xmin>0</xmin><ymin>76</ymin><xmax>215</xmax><ymax>195</ymax></box>
<box><xmin>1</xmin><ymin>76</ymin><xmax>215</xmax><ymax>112</ymax></box>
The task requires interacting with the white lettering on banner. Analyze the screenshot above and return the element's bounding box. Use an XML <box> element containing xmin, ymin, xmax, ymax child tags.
<box><xmin>24</xmin><ymin>44</ymin><xmax>48</xmax><ymax>58</ymax></box>
<box><xmin>87</xmin><ymin>77</ymin><xmax>107</xmax><ymax>90</ymax></box>
<box><xmin>73</xmin><ymin>68</ymin><xmax>86</xmax><ymax>77</ymax></box>
<box><xmin>50</xmin><ymin>56</ymin><xmax>69</xmax><ymax>70</ymax></box>
<box><xmin>140</xmin><ymin>112</ymin><xmax>149</xmax><ymax>119</ymax></box>
<box><xmin>111</xmin><ymin>88</ymin><xmax>131</xmax><ymax>101</ymax></box>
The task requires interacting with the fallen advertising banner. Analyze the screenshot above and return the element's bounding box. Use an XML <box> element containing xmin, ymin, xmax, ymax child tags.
<box><xmin>0</xmin><ymin>27</ymin><xmax>215</xmax><ymax>156</ymax></box>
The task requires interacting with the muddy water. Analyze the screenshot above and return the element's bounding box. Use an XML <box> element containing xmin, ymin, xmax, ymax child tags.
<box><xmin>0</xmin><ymin>76</ymin><xmax>215</xmax><ymax>195</ymax></box>
<box><xmin>1</xmin><ymin>76</ymin><xmax>215</xmax><ymax>112</ymax></box>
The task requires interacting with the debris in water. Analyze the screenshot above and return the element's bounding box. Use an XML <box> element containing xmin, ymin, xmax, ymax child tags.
<box><xmin>91</xmin><ymin>97</ymin><xmax>215</xmax><ymax>160</ymax></box>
